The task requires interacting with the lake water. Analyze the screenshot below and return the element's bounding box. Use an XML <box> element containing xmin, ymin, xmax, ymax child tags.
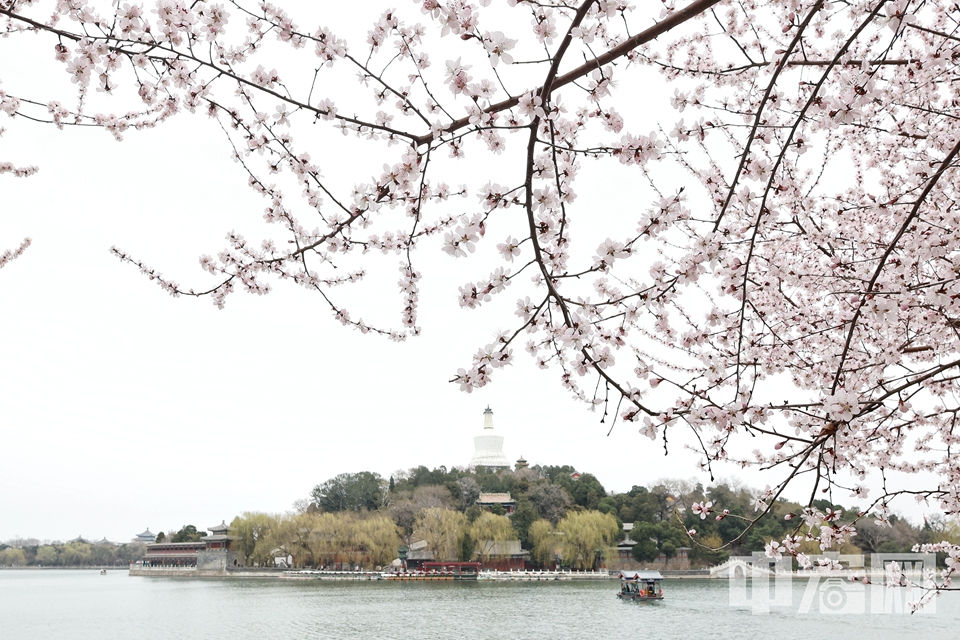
<box><xmin>2</xmin><ymin>570</ymin><xmax>959</xmax><ymax>639</ymax></box>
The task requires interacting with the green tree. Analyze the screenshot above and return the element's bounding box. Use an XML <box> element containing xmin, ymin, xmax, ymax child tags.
<box><xmin>35</xmin><ymin>545</ymin><xmax>58</xmax><ymax>565</ymax></box>
<box><xmin>0</xmin><ymin>547</ymin><xmax>26</xmax><ymax>565</ymax></box>
<box><xmin>539</xmin><ymin>465</ymin><xmax>577</xmax><ymax>484</ymax></box>
<box><xmin>693</xmin><ymin>533</ymin><xmax>730</xmax><ymax>566</ymax></box>
<box><xmin>567</xmin><ymin>474</ymin><xmax>607</xmax><ymax>511</ymax></box>
<box><xmin>470</xmin><ymin>512</ymin><xmax>515</xmax><ymax>563</ymax></box>
<box><xmin>413</xmin><ymin>508</ymin><xmax>467</xmax><ymax>562</ymax></box>
<box><xmin>630</xmin><ymin>521</ymin><xmax>686</xmax><ymax>565</ymax></box>
<box><xmin>357</xmin><ymin>516</ymin><xmax>402</xmax><ymax>568</ymax></box>
<box><xmin>465</xmin><ymin>504</ymin><xmax>483</xmax><ymax>523</ymax></box>
<box><xmin>597</xmin><ymin>497</ymin><xmax>618</xmax><ymax>516</ymax></box>
<box><xmin>230</xmin><ymin>512</ymin><xmax>280</xmax><ymax>566</ymax></box>
<box><xmin>529</xmin><ymin>519</ymin><xmax>561</xmax><ymax>567</ymax></box>
<box><xmin>510</xmin><ymin>500</ymin><xmax>539</xmax><ymax>549</ymax></box>
<box><xmin>59</xmin><ymin>542</ymin><xmax>92</xmax><ymax>566</ymax></box>
<box><xmin>617</xmin><ymin>486</ymin><xmax>659</xmax><ymax>524</ymax></box>
<box><xmin>312</xmin><ymin>471</ymin><xmax>388</xmax><ymax>512</ymax></box>
<box><xmin>457</xmin><ymin>531</ymin><xmax>477</xmax><ymax>562</ymax></box>
<box><xmin>171</xmin><ymin>525</ymin><xmax>207</xmax><ymax>543</ymax></box>
<box><xmin>306</xmin><ymin>512</ymin><xmax>344</xmax><ymax>568</ymax></box>
<box><xmin>556</xmin><ymin>510</ymin><xmax>618</xmax><ymax>570</ymax></box>
<box><xmin>269</xmin><ymin>512</ymin><xmax>317</xmax><ymax>568</ymax></box>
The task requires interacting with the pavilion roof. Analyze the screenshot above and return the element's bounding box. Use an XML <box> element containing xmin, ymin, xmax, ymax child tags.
<box><xmin>477</xmin><ymin>492</ymin><xmax>514</xmax><ymax>503</ymax></box>
<box><xmin>619</xmin><ymin>570</ymin><xmax>663</xmax><ymax>581</ymax></box>
<box><xmin>208</xmin><ymin>520</ymin><xmax>230</xmax><ymax>533</ymax></box>
<box><xmin>476</xmin><ymin>540</ymin><xmax>525</xmax><ymax>557</ymax></box>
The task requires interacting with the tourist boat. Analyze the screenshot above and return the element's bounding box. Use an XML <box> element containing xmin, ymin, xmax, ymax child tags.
<box><xmin>617</xmin><ymin>570</ymin><xmax>664</xmax><ymax>601</ymax></box>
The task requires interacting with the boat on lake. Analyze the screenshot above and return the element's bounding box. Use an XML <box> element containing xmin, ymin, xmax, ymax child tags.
<box><xmin>617</xmin><ymin>570</ymin><xmax>664</xmax><ymax>601</ymax></box>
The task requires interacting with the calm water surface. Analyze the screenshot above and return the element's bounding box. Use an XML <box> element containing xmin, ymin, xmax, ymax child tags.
<box><xmin>1</xmin><ymin>570</ymin><xmax>958</xmax><ymax>639</ymax></box>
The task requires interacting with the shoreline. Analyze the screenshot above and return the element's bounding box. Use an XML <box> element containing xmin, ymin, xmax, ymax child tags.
<box><xmin>0</xmin><ymin>566</ymin><xmax>130</xmax><ymax>571</ymax></box>
<box><xmin>126</xmin><ymin>567</ymin><xmax>712</xmax><ymax>580</ymax></box>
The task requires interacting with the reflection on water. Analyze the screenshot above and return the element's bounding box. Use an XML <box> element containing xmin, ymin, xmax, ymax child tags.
<box><xmin>1</xmin><ymin>571</ymin><xmax>958</xmax><ymax>640</ymax></box>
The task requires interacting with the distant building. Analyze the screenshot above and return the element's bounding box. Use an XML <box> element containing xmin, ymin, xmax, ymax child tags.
<box><xmin>405</xmin><ymin>539</ymin><xmax>528</xmax><ymax>571</ymax></box>
<box><xmin>203</xmin><ymin>521</ymin><xmax>233</xmax><ymax>551</ymax></box>
<box><xmin>66</xmin><ymin>535</ymin><xmax>90</xmax><ymax>544</ymax></box>
<box><xmin>515</xmin><ymin>456</ymin><xmax>529</xmax><ymax>471</ymax></box>
<box><xmin>475</xmin><ymin>540</ymin><xmax>529</xmax><ymax>571</ymax></box>
<box><xmin>614</xmin><ymin>522</ymin><xmax>637</xmax><ymax>566</ymax></box>
<box><xmin>132</xmin><ymin>528</ymin><xmax>156</xmax><ymax>544</ymax></box>
<box><xmin>405</xmin><ymin>539</ymin><xmax>432</xmax><ymax>569</ymax></box>
<box><xmin>476</xmin><ymin>492</ymin><xmax>516</xmax><ymax>514</ymax></box>
<box><xmin>137</xmin><ymin>522</ymin><xmax>238</xmax><ymax>571</ymax></box>
<box><xmin>469</xmin><ymin>407</ymin><xmax>510</xmax><ymax>471</ymax></box>
<box><xmin>141</xmin><ymin>540</ymin><xmax>206</xmax><ymax>567</ymax></box>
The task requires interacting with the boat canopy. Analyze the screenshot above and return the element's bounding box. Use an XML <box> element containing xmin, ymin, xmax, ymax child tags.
<box><xmin>618</xmin><ymin>570</ymin><xmax>663</xmax><ymax>581</ymax></box>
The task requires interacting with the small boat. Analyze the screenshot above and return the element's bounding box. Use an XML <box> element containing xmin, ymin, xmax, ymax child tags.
<box><xmin>617</xmin><ymin>570</ymin><xmax>664</xmax><ymax>601</ymax></box>
<box><xmin>100</xmin><ymin>569</ymin><xmax>107</xmax><ymax>575</ymax></box>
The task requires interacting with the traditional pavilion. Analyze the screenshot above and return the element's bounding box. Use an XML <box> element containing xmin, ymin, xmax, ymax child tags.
<box><xmin>140</xmin><ymin>522</ymin><xmax>237</xmax><ymax>568</ymax></box>
<box><xmin>133</xmin><ymin>528</ymin><xmax>156</xmax><ymax>544</ymax></box>
<box><xmin>469</xmin><ymin>407</ymin><xmax>510</xmax><ymax>471</ymax></box>
<box><xmin>476</xmin><ymin>492</ymin><xmax>516</xmax><ymax>514</ymax></box>
<box><xmin>203</xmin><ymin>521</ymin><xmax>233</xmax><ymax>551</ymax></box>
<box><xmin>141</xmin><ymin>540</ymin><xmax>206</xmax><ymax>567</ymax></box>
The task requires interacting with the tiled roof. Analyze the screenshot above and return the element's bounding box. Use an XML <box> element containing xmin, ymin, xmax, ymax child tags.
<box><xmin>477</xmin><ymin>492</ymin><xmax>514</xmax><ymax>503</ymax></box>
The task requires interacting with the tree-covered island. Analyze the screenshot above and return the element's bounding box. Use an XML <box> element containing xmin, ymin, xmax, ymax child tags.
<box><xmin>4</xmin><ymin>464</ymin><xmax>956</xmax><ymax>571</ymax></box>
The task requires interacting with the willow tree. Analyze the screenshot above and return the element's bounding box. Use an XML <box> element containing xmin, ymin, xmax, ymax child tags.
<box><xmin>556</xmin><ymin>510</ymin><xmax>618</xmax><ymax>570</ymax></box>
<box><xmin>269</xmin><ymin>512</ymin><xmax>316</xmax><ymax>568</ymax></box>
<box><xmin>4</xmin><ymin>0</ymin><xmax>960</xmax><ymax>597</ymax></box>
<box><xmin>529</xmin><ymin>519</ymin><xmax>562</xmax><ymax>568</ymax></box>
<box><xmin>470</xmin><ymin>511</ymin><xmax>515</xmax><ymax>563</ymax></box>
<box><xmin>230</xmin><ymin>512</ymin><xmax>282</xmax><ymax>567</ymax></box>
<box><xmin>357</xmin><ymin>515</ymin><xmax>402</xmax><ymax>568</ymax></box>
<box><xmin>413</xmin><ymin>508</ymin><xmax>467</xmax><ymax>562</ymax></box>
<box><xmin>0</xmin><ymin>547</ymin><xmax>26</xmax><ymax>566</ymax></box>
<box><xmin>300</xmin><ymin>512</ymin><xmax>350</xmax><ymax>567</ymax></box>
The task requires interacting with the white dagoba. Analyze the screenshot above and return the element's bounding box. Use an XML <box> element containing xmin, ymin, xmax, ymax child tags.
<box><xmin>469</xmin><ymin>406</ymin><xmax>510</xmax><ymax>470</ymax></box>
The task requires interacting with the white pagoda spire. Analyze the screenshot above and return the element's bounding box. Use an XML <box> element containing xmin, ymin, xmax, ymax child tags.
<box><xmin>470</xmin><ymin>406</ymin><xmax>510</xmax><ymax>470</ymax></box>
<box><xmin>483</xmin><ymin>406</ymin><xmax>494</xmax><ymax>429</ymax></box>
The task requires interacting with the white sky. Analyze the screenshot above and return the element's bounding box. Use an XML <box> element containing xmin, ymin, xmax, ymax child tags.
<box><xmin>0</xmin><ymin>1</ymin><xmax>937</xmax><ymax>543</ymax></box>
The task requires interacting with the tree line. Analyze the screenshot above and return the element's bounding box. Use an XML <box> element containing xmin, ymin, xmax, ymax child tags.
<box><xmin>0</xmin><ymin>525</ymin><xmax>221</xmax><ymax>567</ymax></box>
<box><xmin>3</xmin><ymin>0</ymin><xmax>960</xmax><ymax>584</ymax></box>
<box><xmin>225</xmin><ymin>464</ymin><xmax>960</xmax><ymax>570</ymax></box>
<box><xmin>0</xmin><ymin>540</ymin><xmax>144</xmax><ymax>567</ymax></box>
<box><xmin>6</xmin><ymin>466</ymin><xmax>955</xmax><ymax>570</ymax></box>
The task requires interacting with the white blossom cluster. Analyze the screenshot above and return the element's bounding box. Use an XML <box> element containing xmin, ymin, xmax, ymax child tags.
<box><xmin>4</xmin><ymin>0</ymin><xmax>960</xmax><ymax>600</ymax></box>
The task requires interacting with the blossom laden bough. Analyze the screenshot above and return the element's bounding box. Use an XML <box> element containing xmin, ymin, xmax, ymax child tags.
<box><xmin>3</xmin><ymin>0</ymin><xmax>960</xmax><ymax>602</ymax></box>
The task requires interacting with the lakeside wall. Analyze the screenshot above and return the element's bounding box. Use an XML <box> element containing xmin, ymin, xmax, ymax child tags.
<box><xmin>128</xmin><ymin>566</ymin><xmax>709</xmax><ymax>580</ymax></box>
<box><xmin>129</xmin><ymin>565</ymin><xmax>289</xmax><ymax>578</ymax></box>
<box><xmin>0</xmin><ymin>566</ymin><xmax>130</xmax><ymax>571</ymax></box>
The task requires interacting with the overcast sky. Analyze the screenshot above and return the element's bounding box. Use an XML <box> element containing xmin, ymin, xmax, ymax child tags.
<box><xmin>0</xmin><ymin>1</ymin><xmax>936</xmax><ymax>544</ymax></box>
